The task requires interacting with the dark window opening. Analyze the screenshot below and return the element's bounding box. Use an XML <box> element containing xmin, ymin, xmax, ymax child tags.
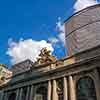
<box><xmin>77</xmin><ymin>77</ymin><xmax>97</xmax><ymax>100</ymax></box>
<box><xmin>36</xmin><ymin>86</ymin><xmax>47</xmax><ymax>100</ymax></box>
<box><xmin>8</xmin><ymin>92</ymin><xmax>16</xmax><ymax>100</ymax></box>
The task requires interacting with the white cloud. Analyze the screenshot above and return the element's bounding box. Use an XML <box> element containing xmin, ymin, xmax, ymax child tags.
<box><xmin>6</xmin><ymin>39</ymin><xmax>53</xmax><ymax>64</ymax></box>
<box><xmin>6</xmin><ymin>17</ymin><xmax>66</xmax><ymax>65</ymax></box>
<box><xmin>56</xmin><ymin>17</ymin><xmax>65</xmax><ymax>34</ymax></box>
<box><xmin>56</xmin><ymin>17</ymin><xmax>65</xmax><ymax>45</ymax></box>
<box><xmin>58</xmin><ymin>33</ymin><xmax>65</xmax><ymax>45</ymax></box>
<box><xmin>48</xmin><ymin>17</ymin><xmax>65</xmax><ymax>49</ymax></box>
<box><xmin>48</xmin><ymin>17</ymin><xmax>65</xmax><ymax>48</ymax></box>
<box><xmin>48</xmin><ymin>37</ymin><xmax>59</xmax><ymax>44</ymax></box>
<box><xmin>74</xmin><ymin>0</ymin><xmax>98</xmax><ymax>12</ymax></box>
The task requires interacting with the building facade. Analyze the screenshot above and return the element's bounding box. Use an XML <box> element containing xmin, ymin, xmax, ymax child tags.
<box><xmin>0</xmin><ymin>45</ymin><xmax>100</xmax><ymax>100</ymax></box>
<box><xmin>0</xmin><ymin>4</ymin><xmax>100</xmax><ymax>100</ymax></box>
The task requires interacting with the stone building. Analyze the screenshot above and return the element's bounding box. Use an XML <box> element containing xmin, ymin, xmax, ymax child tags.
<box><xmin>0</xmin><ymin>4</ymin><xmax>100</xmax><ymax>100</ymax></box>
<box><xmin>65</xmin><ymin>4</ymin><xmax>100</xmax><ymax>56</ymax></box>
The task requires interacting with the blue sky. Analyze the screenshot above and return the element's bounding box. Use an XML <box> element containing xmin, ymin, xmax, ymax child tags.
<box><xmin>0</xmin><ymin>0</ymin><xmax>99</xmax><ymax>67</ymax></box>
<box><xmin>0</xmin><ymin>0</ymin><xmax>75</xmax><ymax>67</ymax></box>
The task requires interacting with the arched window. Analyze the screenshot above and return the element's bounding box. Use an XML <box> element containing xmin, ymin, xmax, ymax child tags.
<box><xmin>77</xmin><ymin>76</ymin><xmax>97</xmax><ymax>100</ymax></box>
<box><xmin>34</xmin><ymin>86</ymin><xmax>47</xmax><ymax>100</ymax></box>
<box><xmin>8</xmin><ymin>92</ymin><xmax>16</xmax><ymax>100</ymax></box>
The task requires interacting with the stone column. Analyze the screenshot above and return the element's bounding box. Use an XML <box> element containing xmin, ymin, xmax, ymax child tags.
<box><xmin>93</xmin><ymin>69</ymin><xmax>100</xmax><ymax>100</ymax></box>
<box><xmin>48</xmin><ymin>80</ymin><xmax>51</xmax><ymax>100</ymax></box>
<box><xmin>0</xmin><ymin>91</ymin><xmax>4</xmax><ymax>100</ymax></box>
<box><xmin>63</xmin><ymin>77</ymin><xmax>68</xmax><ymax>100</ymax></box>
<box><xmin>16</xmin><ymin>89</ymin><xmax>19</xmax><ymax>100</ymax></box>
<box><xmin>69</xmin><ymin>76</ymin><xmax>76</xmax><ymax>100</ymax></box>
<box><xmin>29</xmin><ymin>85</ymin><xmax>34</xmax><ymax>100</ymax></box>
<box><xmin>52</xmin><ymin>79</ymin><xmax>58</xmax><ymax>100</ymax></box>
<box><xmin>3</xmin><ymin>92</ymin><xmax>7</xmax><ymax>100</ymax></box>
<box><xmin>19</xmin><ymin>88</ymin><xmax>23</xmax><ymax>100</ymax></box>
<box><xmin>25</xmin><ymin>86</ymin><xmax>30</xmax><ymax>100</ymax></box>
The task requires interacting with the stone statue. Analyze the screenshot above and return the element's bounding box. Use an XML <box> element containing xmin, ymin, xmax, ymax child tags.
<box><xmin>35</xmin><ymin>48</ymin><xmax>57</xmax><ymax>65</ymax></box>
<box><xmin>0</xmin><ymin>64</ymin><xmax>12</xmax><ymax>85</ymax></box>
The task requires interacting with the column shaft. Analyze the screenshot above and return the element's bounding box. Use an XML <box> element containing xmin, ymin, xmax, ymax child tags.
<box><xmin>29</xmin><ymin>85</ymin><xmax>34</xmax><ymax>100</ymax></box>
<box><xmin>69</xmin><ymin>76</ymin><xmax>76</xmax><ymax>100</ymax></box>
<box><xmin>93</xmin><ymin>69</ymin><xmax>100</xmax><ymax>100</ymax></box>
<box><xmin>52</xmin><ymin>79</ymin><xmax>58</xmax><ymax>100</ymax></box>
<box><xmin>19</xmin><ymin>88</ymin><xmax>23</xmax><ymax>100</ymax></box>
<box><xmin>0</xmin><ymin>92</ymin><xmax>4</xmax><ymax>100</ymax></box>
<box><xmin>48</xmin><ymin>80</ymin><xmax>51</xmax><ymax>100</ymax></box>
<box><xmin>3</xmin><ymin>92</ymin><xmax>7</xmax><ymax>100</ymax></box>
<box><xmin>16</xmin><ymin>89</ymin><xmax>19</xmax><ymax>100</ymax></box>
<box><xmin>25</xmin><ymin>86</ymin><xmax>30</xmax><ymax>100</ymax></box>
<box><xmin>63</xmin><ymin>77</ymin><xmax>68</xmax><ymax>100</ymax></box>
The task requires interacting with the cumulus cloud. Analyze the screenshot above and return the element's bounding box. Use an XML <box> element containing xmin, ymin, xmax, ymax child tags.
<box><xmin>6</xmin><ymin>17</ymin><xmax>66</xmax><ymax>65</ymax></box>
<box><xmin>56</xmin><ymin>17</ymin><xmax>65</xmax><ymax>45</ymax></box>
<box><xmin>48</xmin><ymin>37</ymin><xmax>59</xmax><ymax>44</ymax></box>
<box><xmin>48</xmin><ymin>17</ymin><xmax>65</xmax><ymax>47</ymax></box>
<box><xmin>74</xmin><ymin>0</ymin><xmax>98</xmax><ymax>12</ymax></box>
<box><xmin>56</xmin><ymin>17</ymin><xmax>65</xmax><ymax>33</ymax></box>
<box><xmin>6</xmin><ymin>39</ymin><xmax>53</xmax><ymax>64</ymax></box>
<box><xmin>58</xmin><ymin>33</ymin><xmax>65</xmax><ymax>44</ymax></box>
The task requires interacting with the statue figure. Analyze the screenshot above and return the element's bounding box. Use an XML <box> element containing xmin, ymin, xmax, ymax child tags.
<box><xmin>0</xmin><ymin>64</ymin><xmax>12</xmax><ymax>85</ymax></box>
<box><xmin>36</xmin><ymin>48</ymin><xmax>57</xmax><ymax>65</ymax></box>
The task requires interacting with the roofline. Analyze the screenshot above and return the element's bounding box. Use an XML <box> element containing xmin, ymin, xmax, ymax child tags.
<box><xmin>64</xmin><ymin>3</ymin><xmax>100</xmax><ymax>23</ymax></box>
<box><xmin>12</xmin><ymin>59</ymin><xmax>33</xmax><ymax>67</ymax></box>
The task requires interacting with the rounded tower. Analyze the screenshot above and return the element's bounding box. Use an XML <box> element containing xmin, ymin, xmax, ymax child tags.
<box><xmin>64</xmin><ymin>4</ymin><xmax>100</xmax><ymax>56</ymax></box>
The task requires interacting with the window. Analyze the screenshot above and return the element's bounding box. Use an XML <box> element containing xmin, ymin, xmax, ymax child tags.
<box><xmin>77</xmin><ymin>77</ymin><xmax>97</xmax><ymax>100</ymax></box>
